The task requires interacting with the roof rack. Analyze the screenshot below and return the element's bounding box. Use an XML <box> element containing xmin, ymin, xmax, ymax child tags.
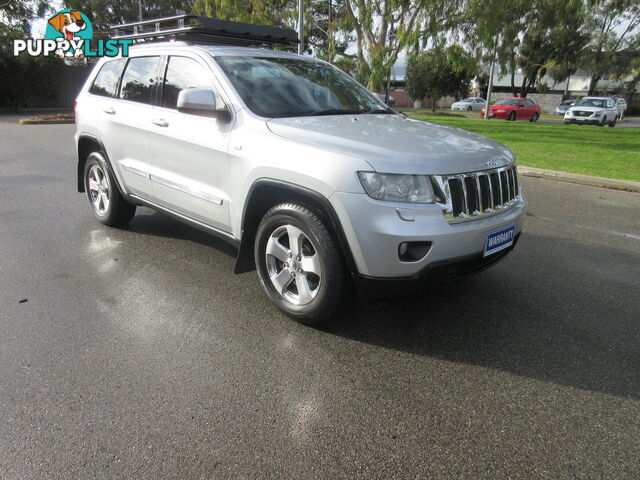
<box><xmin>110</xmin><ymin>14</ymin><xmax>299</xmax><ymax>48</ymax></box>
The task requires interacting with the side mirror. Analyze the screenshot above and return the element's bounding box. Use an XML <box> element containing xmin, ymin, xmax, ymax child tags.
<box><xmin>177</xmin><ymin>88</ymin><xmax>230</xmax><ymax>121</ymax></box>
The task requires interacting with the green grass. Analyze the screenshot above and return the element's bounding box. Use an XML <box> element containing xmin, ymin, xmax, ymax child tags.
<box><xmin>411</xmin><ymin>115</ymin><xmax>640</xmax><ymax>182</ymax></box>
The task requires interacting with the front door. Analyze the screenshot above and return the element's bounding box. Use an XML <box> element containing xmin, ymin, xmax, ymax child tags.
<box><xmin>148</xmin><ymin>55</ymin><xmax>232</xmax><ymax>232</ymax></box>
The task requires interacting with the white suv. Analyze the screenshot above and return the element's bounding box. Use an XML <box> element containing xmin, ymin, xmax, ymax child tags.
<box><xmin>75</xmin><ymin>43</ymin><xmax>526</xmax><ymax>324</ymax></box>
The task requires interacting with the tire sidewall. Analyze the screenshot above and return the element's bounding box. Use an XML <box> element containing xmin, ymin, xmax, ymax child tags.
<box><xmin>255</xmin><ymin>206</ymin><xmax>341</xmax><ymax>321</ymax></box>
<box><xmin>84</xmin><ymin>154</ymin><xmax>112</xmax><ymax>221</ymax></box>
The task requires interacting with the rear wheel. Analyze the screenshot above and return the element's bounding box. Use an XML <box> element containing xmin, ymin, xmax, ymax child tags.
<box><xmin>84</xmin><ymin>152</ymin><xmax>136</xmax><ymax>226</ymax></box>
<box><xmin>508</xmin><ymin>111</ymin><xmax>516</xmax><ymax>121</ymax></box>
<box><xmin>254</xmin><ymin>203</ymin><xmax>348</xmax><ymax>325</ymax></box>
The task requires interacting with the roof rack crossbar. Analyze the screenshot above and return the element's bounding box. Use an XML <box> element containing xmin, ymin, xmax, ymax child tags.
<box><xmin>110</xmin><ymin>15</ymin><xmax>299</xmax><ymax>47</ymax></box>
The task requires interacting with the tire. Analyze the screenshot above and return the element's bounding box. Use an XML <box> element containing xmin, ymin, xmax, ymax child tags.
<box><xmin>467</xmin><ymin>106</ymin><xmax>472</xmax><ymax>111</ymax></box>
<box><xmin>84</xmin><ymin>152</ymin><xmax>136</xmax><ymax>227</ymax></box>
<box><xmin>530</xmin><ymin>112</ymin><xmax>539</xmax><ymax>122</ymax></box>
<box><xmin>508</xmin><ymin>111</ymin><xmax>516</xmax><ymax>121</ymax></box>
<box><xmin>254</xmin><ymin>202</ymin><xmax>348</xmax><ymax>325</ymax></box>
<box><xmin>599</xmin><ymin>116</ymin><xmax>606</xmax><ymax>127</ymax></box>
<box><xmin>563</xmin><ymin>121</ymin><xmax>571</xmax><ymax>125</ymax></box>
<box><xmin>609</xmin><ymin>118</ymin><xmax>616</xmax><ymax>128</ymax></box>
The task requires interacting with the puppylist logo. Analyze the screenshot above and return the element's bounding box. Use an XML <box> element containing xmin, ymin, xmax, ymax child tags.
<box><xmin>13</xmin><ymin>9</ymin><xmax>132</xmax><ymax>58</ymax></box>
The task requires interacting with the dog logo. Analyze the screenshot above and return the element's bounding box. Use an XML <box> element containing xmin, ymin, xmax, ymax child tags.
<box><xmin>14</xmin><ymin>9</ymin><xmax>130</xmax><ymax>58</ymax></box>
<box><xmin>45</xmin><ymin>9</ymin><xmax>93</xmax><ymax>58</ymax></box>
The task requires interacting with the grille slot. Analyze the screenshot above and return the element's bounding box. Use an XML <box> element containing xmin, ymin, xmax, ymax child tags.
<box><xmin>437</xmin><ymin>166</ymin><xmax>520</xmax><ymax>223</ymax></box>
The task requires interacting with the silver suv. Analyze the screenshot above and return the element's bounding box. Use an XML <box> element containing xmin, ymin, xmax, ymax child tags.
<box><xmin>75</xmin><ymin>43</ymin><xmax>526</xmax><ymax>324</ymax></box>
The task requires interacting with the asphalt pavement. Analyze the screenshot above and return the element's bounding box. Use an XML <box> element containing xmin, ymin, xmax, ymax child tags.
<box><xmin>1</xmin><ymin>120</ymin><xmax>639</xmax><ymax>479</ymax></box>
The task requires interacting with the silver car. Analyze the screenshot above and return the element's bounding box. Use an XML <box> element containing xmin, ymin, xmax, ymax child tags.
<box><xmin>451</xmin><ymin>97</ymin><xmax>486</xmax><ymax>111</ymax></box>
<box><xmin>613</xmin><ymin>97</ymin><xmax>627</xmax><ymax>120</ymax></box>
<box><xmin>74</xmin><ymin>44</ymin><xmax>526</xmax><ymax>324</ymax></box>
<box><xmin>564</xmin><ymin>97</ymin><xmax>618</xmax><ymax>127</ymax></box>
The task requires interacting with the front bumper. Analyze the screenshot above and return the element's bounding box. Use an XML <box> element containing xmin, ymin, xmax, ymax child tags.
<box><xmin>329</xmin><ymin>191</ymin><xmax>526</xmax><ymax>280</ymax></box>
<box><xmin>353</xmin><ymin>234</ymin><xmax>520</xmax><ymax>300</ymax></box>
<box><xmin>564</xmin><ymin>116</ymin><xmax>602</xmax><ymax>124</ymax></box>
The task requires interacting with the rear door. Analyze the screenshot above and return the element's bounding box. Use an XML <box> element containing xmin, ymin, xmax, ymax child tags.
<box><xmin>148</xmin><ymin>54</ymin><xmax>232</xmax><ymax>231</ymax></box>
<box><xmin>96</xmin><ymin>55</ymin><xmax>162</xmax><ymax>199</ymax></box>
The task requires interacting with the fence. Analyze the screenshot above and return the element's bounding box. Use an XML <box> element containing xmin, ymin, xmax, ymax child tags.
<box><xmin>29</xmin><ymin>66</ymin><xmax>93</xmax><ymax>109</ymax></box>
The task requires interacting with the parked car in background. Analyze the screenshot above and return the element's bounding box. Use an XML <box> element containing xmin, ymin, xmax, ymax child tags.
<box><xmin>480</xmin><ymin>98</ymin><xmax>541</xmax><ymax>122</ymax></box>
<box><xmin>564</xmin><ymin>97</ymin><xmax>618</xmax><ymax>127</ymax></box>
<box><xmin>450</xmin><ymin>97</ymin><xmax>486</xmax><ymax>111</ymax></box>
<box><xmin>554</xmin><ymin>99</ymin><xmax>575</xmax><ymax>115</ymax></box>
<box><xmin>613</xmin><ymin>97</ymin><xmax>627</xmax><ymax>120</ymax></box>
<box><xmin>373</xmin><ymin>92</ymin><xmax>395</xmax><ymax>107</ymax></box>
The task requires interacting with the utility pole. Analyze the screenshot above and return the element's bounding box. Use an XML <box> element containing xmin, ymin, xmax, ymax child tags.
<box><xmin>484</xmin><ymin>40</ymin><xmax>497</xmax><ymax>120</ymax></box>
<box><xmin>138</xmin><ymin>0</ymin><xmax>143</xmax><ymax>22</ymax></box>
<box><xmin>298</xmin><ymin>0</ymin><xmax>304</xmax><ymax>55</ymax></box>
<box><xmin>327</xmin><ymin>0</ymin><xmax>332</xmax><ymax>62</ymax></box>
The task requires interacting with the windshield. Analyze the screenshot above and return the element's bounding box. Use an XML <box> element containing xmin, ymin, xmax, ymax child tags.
<box><xmin>215</xmin><ymin>56</ymin><xmax>391</xmax><ymax>118</ymax></box>
<box><xmin>576</xmin><ymin>98</ymin><xmax>606</xmax><ymax>108</ymax></box>
<box><xmin>495</xmin><ymin>99</ymin><xmax>517</xmax><ymax>106</ymax></box>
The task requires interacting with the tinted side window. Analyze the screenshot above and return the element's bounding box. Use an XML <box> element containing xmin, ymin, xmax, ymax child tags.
<box><xmin>89</xmin><ymin>59</ymin><xmax>126</xmax><ymax>97</ymax></box>
<box><xmin>162</xmin><ymin>56</ymin><xmax>215</xmax><ymax>109</ymax></box>
<box><xmin>525</xmin><ymin>99</ymin><xmax>535</xmax><ymax>107</ymax></box>
<box><xmin>120</xmin><ymin>56</ymin><xmax>160</xmax><ymax>104</ymax></box>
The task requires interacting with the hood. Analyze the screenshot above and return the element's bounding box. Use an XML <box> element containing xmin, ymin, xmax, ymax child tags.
<box><xmin>569</xmin><ymin>105</ymin><xmax>605</xmax><ymax>113</ymax></box>
<box><xmin>452</xmin><ymin>100</ymin><xmax>471</xmax><ymax>105</ymax></box>
<box><xmin>266</xmin><ymin>114</ymin><xmax>514</xmax><ymax>175</ymax></box>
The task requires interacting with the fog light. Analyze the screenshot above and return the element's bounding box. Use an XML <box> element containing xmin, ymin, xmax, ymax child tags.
<box><xmin>398</xmin><ymin>241</ymin><xmax>432</xmax><ymax>262</ymax></box>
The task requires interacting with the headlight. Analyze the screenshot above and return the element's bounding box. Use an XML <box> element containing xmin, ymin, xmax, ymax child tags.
<box><xmin>592</xmin><ymin>112</ymin><xmax>602</xmax><ymax>117</ymax></box>
<box><xmin>497</xmin><ymin>109</ymin><xmax>507</xmax><ymax>113</ymax></box>
<box><xmin>565</xmin><ymin>110</ymin><xmax>572</xmax><ymax>116</ymax></box>
<box><xmin>358</xmin><ymin>172</ymin><xmax>435</xmax><ymax>203</ymax></box>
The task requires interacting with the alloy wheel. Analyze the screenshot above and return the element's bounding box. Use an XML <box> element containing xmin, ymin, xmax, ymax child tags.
<box><xmin>265</xmin><ymin>224</ymin><xmax>322</xmax><ymax>306</ymax></box>
<box><xmin>87</xmin><ymin>164</ymin><xmax>110</xmax><ymax>216</ymax></box>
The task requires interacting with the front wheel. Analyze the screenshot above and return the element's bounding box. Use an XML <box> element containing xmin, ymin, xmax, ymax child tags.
<box><xmin>530</xmin><ymin>113</ymin><xmax>539</xmax><ymax>122</ymax></box>
<box><xmin>508</xmin><ymin>111</ymin><xmax>516</xmax><ymax>121</ymax></box>
<box><xmin>609</xmin><ymin>118</ymin><xmax>616</xmax><ymax>128</ymax></box>
<box><xmin>254</xmin><ymin>203</ymin><xmax>348</xmax><ymax>325</ymax></box>
<box><xmin>467</xmin><ymin>106</ymin><xmax>472</xmax><ymax>111</ymax></box>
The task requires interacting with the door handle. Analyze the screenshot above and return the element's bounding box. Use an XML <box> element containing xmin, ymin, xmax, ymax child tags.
<box><xmin>103</xmin><ymin>107</ymin><xmax>116</xmax><ymax>115</ymax></box>
<box><xmin>152</xmin><ymin>118</ymin><xmax>169</xmax><ymax>127</ymax></box>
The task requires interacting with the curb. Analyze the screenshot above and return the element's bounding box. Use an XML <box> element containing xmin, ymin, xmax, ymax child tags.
<box><xmin>18</xmin><ymin>119</ymin><xmax>75</xmax><ymax>125</ymax></box>
<box><xmin>518</xmin><ymin>166</ymin><xmax>640</xmax><ymax>193</ymax></box>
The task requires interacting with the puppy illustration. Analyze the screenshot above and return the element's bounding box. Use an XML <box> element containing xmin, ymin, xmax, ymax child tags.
<box><xmin>48</xmin><ymin>10</ymin><xmax>86</xmax><ymax>58</ymax></box>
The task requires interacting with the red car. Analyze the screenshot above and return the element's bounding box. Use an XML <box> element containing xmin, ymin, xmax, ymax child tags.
<box><xmin>480</xmin><ymin>97</ymin><xmax>541</xmax><ymax>122</ymax></box>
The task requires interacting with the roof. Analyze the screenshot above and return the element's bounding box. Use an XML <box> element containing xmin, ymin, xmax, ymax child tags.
<box><xmin>127</xmin><ymin>42</ymin><xmax>310</xmax><ymax>60</ymax></box>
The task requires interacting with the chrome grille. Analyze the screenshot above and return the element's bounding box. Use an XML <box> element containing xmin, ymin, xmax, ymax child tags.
<box><xmin>433</xmin><ymin>166</ymin><xmax>520</xmax><ymax>223</ymax></box>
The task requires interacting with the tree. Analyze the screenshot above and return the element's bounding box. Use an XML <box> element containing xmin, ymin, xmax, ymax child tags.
<box><xmin>65</xmin><ymin>0</ymin><xmax>195</xmax><ymax>35</ymax></box>
<box><xmin>464</xmin><ymin>0</ymin><xmax>590</xmax><ymax>97</ymax></box>
<box><xmin>344</xmin><ymin>0</ymin><xmax>463</xmax><ymax>91</ymax></box>
<box><xmin>405</xmin><ymin>45</ymin><xmax>477</xmax><ymax>111</ymax></box>
<box><xmin>580</xmin><ymin>0</ymin><xmax>640</xmax><ymax>95</ymax></box>
<box><xmin>191</xmin><ymin>0</ymin><xmax>353</xmax><ymax>63</ymax></box>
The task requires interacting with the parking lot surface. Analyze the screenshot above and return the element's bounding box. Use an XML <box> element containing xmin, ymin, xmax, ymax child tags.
<box><xmin>1</xmin><ymin>120</ymin><xmax>639</xmax><ymax>479</ymax></box>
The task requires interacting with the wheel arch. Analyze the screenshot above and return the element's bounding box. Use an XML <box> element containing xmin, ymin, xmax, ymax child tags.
<box><xmin>234</xmin><ymin>179</ymin><xmax>358</xmax><ymax>276</ymax></box>
<box><xmin>76</xmin><ymin>134</ymin><xmax>125</xmax><ymax>196</ymax></box>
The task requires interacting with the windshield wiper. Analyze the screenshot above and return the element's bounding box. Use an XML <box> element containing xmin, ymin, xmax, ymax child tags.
<box><xmin>365</xmin><ymin>108</ymin><xmax>395</xmax><ymax>114</ymax></box>
<box><xmin>301</xmin><ymin>108</ymin><xmax>367</xmax><ymax>116</ymax></box>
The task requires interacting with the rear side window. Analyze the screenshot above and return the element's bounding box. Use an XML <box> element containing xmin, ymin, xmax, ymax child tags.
<box><xmin>89</xmin><ymin>59</ymin><xmax>126</xmax><ymax>97</ymax></box>
<box><xmin>162</xmin><ymin>56</ymin><xmax>216</xmax><ymax>109</ymax></box>
<box><xmin>120</xmin><ymin>56</ymin><xmax>161</xmax><ymax>104</ymax></box>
